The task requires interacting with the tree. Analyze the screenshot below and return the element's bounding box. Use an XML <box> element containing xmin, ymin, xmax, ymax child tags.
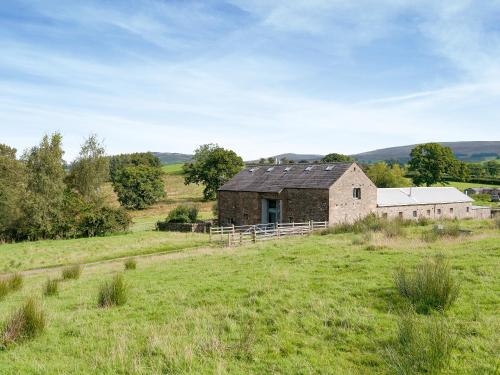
<box><xmin>111</xmin><ymin>153</ymin><xmax>165</xmax><ymax>209</ymax></box>
<box><xmin>183</xmin><ymin>144</ymin><xmax>244</xmax><ymax>200</ymax></box>
<box><xmin>321</xmin><ymin>153</ymin><xmax>353</xmax><ymax>163</ymax></box>
<box><xmin>66</xmin><ymin>135</ymin><xmax>109</xmax><ymax>202</ymax></box>
<box><xmin>18</xmin><ymin>133</ymin><xmax>66</xmax><ymax>240</ymax></box>
<box><xmin>366</xmin><ymin>162</ymin><xmax>411</xmax><ymax>188</ymax></box>
<box><xmin>467</xmin><ymin>163</ymin><xmax>485</xmax><ymax>178</ymax></box>
<box><xmin>267</xmin><ymin>157</ymin><xmax>275</xmax><ymax>164</ymax></box>
<box><xmin>258</xmin><ymin>158</ymin><xmax>266</xmax><ymax>164</ymax></box>
<box><xmin>0</xmin><ymin>145</ymin><xmax>26</xmax><ymax>241</ymax></box>
<box><xmin>408</xmin><ymin>143</ymin><xmax>462</xmax><ymax>186</ymax></box>
<box><xmin>485</xmin><ymin>160</ymin><xmax>499</xmax><ymax>177</ymax></box>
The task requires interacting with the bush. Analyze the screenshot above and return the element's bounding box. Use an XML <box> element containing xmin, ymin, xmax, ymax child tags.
<box><xmin>61</xmin><ymin>265</ymin><xmax>82</xmax><ymax>280</ymax></box>
<box><xmin>386</xmin><ymin>310</ymin><xmax>456</xmax><ymax>374</ymax></box>
<box><xmin>383</xmin><ymin>221</ymin><xmax>406</xmax><ymax>238</ymax></box>
<box><xmin>165</xmin><ymin>205</ymin><xmax>199</xmax><ymax>224</ymax></box>
<box><xmin>98</xmin><ymin>274</ymin><xmax>127</xmax><ymax>308</ymax></box>
<box><xmin>0</xmin><ymin>297</ymin><xmax>46</xmax><ymax>348</ymax></box>
<box><xmin>43</xmin><ymin>279</ymin><xmax>59</xmax><ymax>296</ymax></box>
<box><xmin>78</xmin><ymin>206</ymin><xmax>131</xmax><ymax>237</ymax></box>
<box><xmin>395</xmin><ymin>255</ymin><xmax>459</xmax><ymax>314</ymax></box>
<box><xmin>421</xmin><ymin>223</ymin><xmax>465</xmax><ymax>242</ymax></box>
<box><xmin>124</xmin><ymin>258</ymin><xmax>137</xmax><ymax>270</ymax></box>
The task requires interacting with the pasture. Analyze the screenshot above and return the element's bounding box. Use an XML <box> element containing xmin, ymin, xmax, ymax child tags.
<box><xmin>0</xmin><ymin>219</ymin><xmax>498</xmax><ymax>374</ymax></box>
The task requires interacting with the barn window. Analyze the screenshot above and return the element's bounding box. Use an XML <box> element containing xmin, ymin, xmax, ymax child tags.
<box><xmin>353</xmin><ymin>188</ymin><xmax>361</xmax><ymax>199</ymax></box>
<box><xmin>450</xmin><ymin>208</ymin><xmax>454</xmax><ymax>214</ymax></box>
<box><xmin>466</xmin><ymin>207</ymin><xmax>470</xmax><ymax>213</ymax></box>
<box><xmin>437</xmin><ymin>209</ymin><xmax>441</xmax><ymax>215</ymax></box>
<box><xmin>427</xmin><ymin>210</ymin><xmax>431</xmax><ymax>216</ymax></box>
<box><xmin>243</xmin><ymin>213</ymin><xmax>249</xmax><ymax>221</ymax></box>
<box><xmin>398</xmin><ymin>212</ymin><xmax>403</xmax><ymax>218</ymax></box>
<box><xmin>413</xmin><ymin>211</ymin><xmax>417</xmax><ymax>218</ymax></box>
<box><xmin>382</xmin><ymin>213</ymin><xmax>388</xmax><ymax>219</ymax></box>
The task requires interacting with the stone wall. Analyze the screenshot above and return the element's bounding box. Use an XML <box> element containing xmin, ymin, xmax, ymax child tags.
<box><xmin>156</xmin><ymin>221</ymin><xmax>212</xmax><ymax>233</ymax></box>
<box><xmin>472</xmin><ymin>206</ymin><xmax>492</xmax><ymax>219</ymax></box>
<box><xmin>217</xmin><ymin>191</ymin><xmax>261</xmax><ymax>225</ymax></box>
<box><xmin>282</xmin><ymin>188</ymin><xmax>329</xmax><ymax>223</ymax></box>
<box><xmin>376</xmin><ymin>202</ymin><xmax>473</xmax><ymax>220</ymax></box>
<box><xmin>328</xmin><ymin>164</ymin><xmax>378</xmax><ymax>224</ymax></box>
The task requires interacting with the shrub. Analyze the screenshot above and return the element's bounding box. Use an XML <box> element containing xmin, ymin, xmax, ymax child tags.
<box><xmin>352</xmin><ymin>231</ymin><xmax>372</xmax><ymax>245</ymax></box>
<box><xmin>421</xmin><ymin>223</ymin><xmax>464</xmax><ymax>242</ymax></box>
<box><xmin>383</xmin><ymin>221</ymin><xmax>406</xmax><ymax>238</ymax></box>
<box><xmin>124</xmin><ymin>258</ymin><xmax>137</xmax><ymax>270</ymax></box>
<box><xmin>43</xmin><ymin>279</ymin><xmax>59</xmax><ymax>296</ymax></box>
<box><xmin>78</xmin><ymin>206</ymin><xmax>131</xmax><ymax>237</ymax></box>
<box><xmin>386</xmin><ymin>310</ymin><xmax>456</xmax><ymax>374</ymax></box>
<box><xmin>395</xmin><ymin>255</ymin><xmax>459</xmax><ymax>314</ymax></box>
<box><xmin>0</xmin><ymin>297</ymin><xmax>46</xmax><ymax>348</ymax></box>
<box><xmin>61</xmin><ymin>264</ymin><xmax>82</xmax><ymax>280</ymax></box>
<box><xmin>97</xmin><ymin>274</ymin><xmax>127</xmax><ymax>308</ymax></box>
<box><xmin>165</xmin><ymin>205</ymin><xmax>199</xmax><ymax>223</ymax></box>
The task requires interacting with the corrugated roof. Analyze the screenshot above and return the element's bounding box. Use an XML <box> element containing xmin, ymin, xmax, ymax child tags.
<box><xmin>377</xmin><ymin>187</ymin><xmax>473</xmax><ymax>207</ymax></box>
<box><xmin>219</xmin><ymin>163</ymin><xmax>353</xmax><ymax>193</ymax></box>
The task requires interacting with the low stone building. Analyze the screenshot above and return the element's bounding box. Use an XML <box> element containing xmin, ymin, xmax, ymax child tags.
<box><xmin>217</xmin><ymin>163</ymin><xmax>490</xmax><ymax>226</ymax></box>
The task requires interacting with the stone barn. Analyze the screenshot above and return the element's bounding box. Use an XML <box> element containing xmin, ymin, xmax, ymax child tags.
<box><xmin>217</xmin><ymin>163</ymin><xmax>377</xmax><ymax>226</ymax></box>
<box><xmin>217</xmin><ymin>163</ymin><xmax>490</xmax><ymax>226</ymax></box>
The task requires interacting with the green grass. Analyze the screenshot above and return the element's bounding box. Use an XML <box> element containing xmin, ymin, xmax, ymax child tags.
<box><xmin>161</xmin><ymin>163</ymin><xmax>185</xmax><ymax>176</ymax></box>
<box><xmin>433</xmin><ymin>181</ymin><xmax>500</xmax><ymax>190</ymax></box>
<box><xmin>0</xmin><ymin>220</ymin><xmax>498</xmax><ymax>374</ymax></box>
<box><xmin>0</xmin><ymin>231</ymin><xmax>210</xmax><ymax>273</ymax></box>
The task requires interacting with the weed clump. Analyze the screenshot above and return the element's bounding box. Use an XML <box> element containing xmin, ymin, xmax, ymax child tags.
<box><xmin>395</xmin><ymin>255</ymin><xmax>459</xmax><ymax>314</ymax></box>
<box><xmin>124</xmin><ymin>258</ymin><xmax>137</xmax><ymax>270</ymax></box>
<box><xmin>386</xmin><ymin>310</ymin><xmax>456</xmax><ymax>374</ymax></box>
<box><xmin>61</xmin><ymin>264</ymin><xmax>82</xmax><ymax>280</ymax></box>
<box><xmin>0</xmin><ymin>297</ymin><xmax>46</xmax><ymax>348</ymax></box>
<box><xmin>321</xmin><ymin>214</ymin><xmax>408</xmax><ymax>238</ymax></box>
<box><xmin>421</xmin><ymin>223</ymin><xmax>467</xmax><ymax>242</ymax></box>
<box><xmin>98</xmin><ymin>274</ymin><xmax>127</xmax><ymax>308</ymax></box>
<box><xmin>43</xmin><ymin>279</ymin><xmax>59</xmax><ymax>297</ymax></box>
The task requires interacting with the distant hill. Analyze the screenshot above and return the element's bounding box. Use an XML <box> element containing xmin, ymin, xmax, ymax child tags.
<box><xmin>352</xmin><ymin>141</ymin><xmax>500</xmax><ymax>163</ymax></box>
<box><xmin>152</xmin><ymin>152</ymin><xmax>192</xmax><ymax>164</ymax></box>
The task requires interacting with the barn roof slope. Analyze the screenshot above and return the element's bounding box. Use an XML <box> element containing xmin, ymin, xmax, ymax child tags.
<box><xmin>219</xmin><ymin>163</ymin><xmax>353</xmax><ymax>193</ymax></box>
<box><xmin>377</xmin><ymin>187</ymin><xmax>473</xmax><ymax>207</ymax></box>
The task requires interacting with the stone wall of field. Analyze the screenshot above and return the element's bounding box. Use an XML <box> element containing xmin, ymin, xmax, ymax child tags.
<box><xmin>472</xmin><ymin>206</ymin><xmax>492</xmax><ymax>219</ymax></box>
<box><xmin>156</xmin><ymin>222</ymin><xmax>212</xmax><ymax>233</ymax></box>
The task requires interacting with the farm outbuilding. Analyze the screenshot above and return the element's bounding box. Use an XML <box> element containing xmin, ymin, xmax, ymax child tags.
<box><xmin>217</xmin><ymin>163</ymin><xmax>490</xmax><ymax>226</ymax></box>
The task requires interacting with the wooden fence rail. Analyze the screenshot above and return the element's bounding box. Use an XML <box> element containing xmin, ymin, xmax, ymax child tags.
<box><xmin>209</xmin><ymin>221</ymin><xmax>328</xmax><ymax>246</ymax></box>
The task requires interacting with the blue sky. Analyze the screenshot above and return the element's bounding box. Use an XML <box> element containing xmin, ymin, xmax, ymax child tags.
<box><xmin>1</xmin><ymin>0</ymin><xmax>500</xmax><ymax>160</ymax></box>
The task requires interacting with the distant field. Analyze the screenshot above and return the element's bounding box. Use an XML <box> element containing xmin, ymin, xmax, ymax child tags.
<box><xmin>433</xmin><ymin>181</ymin><xmax>500</xmax><ymax>190</ymax></box>
<box><xmin>0</xmin><ymin>219</ymin><xmax>498</xmax><ymax>374</ymax></box>
<box><xmin>0</xmin><ymin>231</ymin><xmax>209</xmax><ymax>273</ymax></box>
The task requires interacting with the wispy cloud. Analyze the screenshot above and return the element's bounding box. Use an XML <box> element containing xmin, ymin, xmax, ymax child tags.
<box><xmin>0</xmin><ymin>0</ymin><xmax>499</xmax><ymax>159</ymax></box>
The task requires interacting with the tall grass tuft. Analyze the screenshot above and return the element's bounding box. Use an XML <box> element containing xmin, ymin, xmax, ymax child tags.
<box><xmin>61</xmin><ymin>264</ymin><xmax>82</xmax><ymax>280</ymax></box>
<box><xmin>8</xmin><ymin>273</ymin><xmax>23</xmax><ymax>291</ymax></box>
<box><xmin>395</xmin><ymin>255</ymin><xmax>459</xmax><ymax>314</ymax></box>
<box><xmin>43</xmin><ymin>279</ymin><xmax>59</xmax><ymax>297</ymax></box>
<box><xmin>97</xmin><ymin>274</ymin><xmax>127</xmax><ymax>308</ymax></box>
<box><xmin>124</xmin><ymin>258</ymin><xmax>137</xmax><ymax>270</ymax></box>
<box><xmin>386</xmin><ymin>310</ymin><xmax>456</xmax><ymax>374</ymax></box>
<box><xmin>0</xmin><ymin>273</ymin><xmax>24</xmax><ymax>300</ymax></box>
<box><xmin>320</xmin><ymin>213</ymin><xmax>408</xmax><ymax>237</ymax></box>
<box><xmin>1</xmin><ymin>297</ymin><xmax>46</xmax><ymax>348</ymax></box>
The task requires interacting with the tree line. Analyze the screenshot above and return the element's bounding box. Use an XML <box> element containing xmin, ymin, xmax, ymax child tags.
<box><xmin>0</xmin><ymin>134</ymin><xmax>165</xmax><ymax>242</ymax></box>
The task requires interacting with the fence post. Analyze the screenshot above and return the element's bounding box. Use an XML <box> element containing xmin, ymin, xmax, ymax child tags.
<box><xmin>252</xmin><ymin>229</ymin><xmax>256</xmax><ymax>243</ymax></box>
<box><xmin>240</xmin><ymin>232</ymin><xmax>243</xmax><ymax>245</ymax></box>
<box><xmin>228</xmin><ymin>232</ymin><xmax>231</xmax><ymax>247</ymax></box>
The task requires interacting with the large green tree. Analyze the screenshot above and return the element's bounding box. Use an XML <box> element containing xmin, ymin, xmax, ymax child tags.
<box><xmin>66</xmin><ymin>135</ymin><xmax>109</xmax><ymax>202</ymax></box>
<box><xmin>111</xmin><ymin>153</ymin><xmax>165</xmax><ymax>209</ymax></box>
<box><xmin>321</xmin><ymin>153</ymin><xmax>353</xmax><ymax>163</ymax></box>
<box><xmin>484</xmin><ymin>160</ymin><xmax>499</xmax><ymax>177</ymax></box>
<box><xmin>0</xmin><ymin>145</ymin><xmax>26</xmax><ymax>241</ymax></box>
<box><xmin>19</xmin><ymin>133</ymin><xmax>66</xmax><ymax>240</ymax></box>
<box><xmin>183</xmin><ymin>144</ymin><xmax>244</xmax><ymax>200</ymax></box>
<box><xmin>366</xmin><ymin>162</ymin><xmax>411</xmax><ymax>188</ymax></box>
<box><xmin>408</xmin><ymin>143</ymin><xmax>466</xmax><ymax>186</ymax></box>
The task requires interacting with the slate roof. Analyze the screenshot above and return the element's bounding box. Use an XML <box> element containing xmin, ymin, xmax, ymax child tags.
<box><xmin>219</xmin><ymin>163</ymin><xmax>353</xmax><ymax>193</ymax></box>
<box><xmin>377</xmin><ymin>187</ymin><xmax>473</xmax><ymax>207</ymax></box>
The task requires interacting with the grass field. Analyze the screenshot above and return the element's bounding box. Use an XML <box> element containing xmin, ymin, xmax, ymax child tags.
<box><xmin>433</xmin><ymin>181</ymin><xmax>500</xmax><ymax>190</ymax></box>
<box><xmin>0</xmin><ymin>219</ymin><xmax>498</xmax><ymax>374</ymax></box>
<box><xmin>0</xmin><ymin>231</ymin><xmax>209</xmax><ymax>273</ymax></box>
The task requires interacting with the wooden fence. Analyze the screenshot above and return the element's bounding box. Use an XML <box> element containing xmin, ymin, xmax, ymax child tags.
<box><xmin>209</xmin><ymin>221</ymin><xmax>328</xmax><ymax>246</ymax></box>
